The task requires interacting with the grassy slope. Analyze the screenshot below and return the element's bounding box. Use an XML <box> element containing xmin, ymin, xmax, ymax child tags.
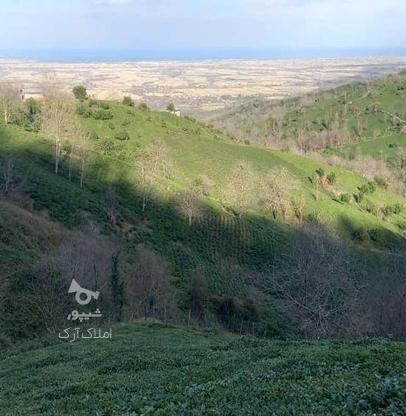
<box><xmin>1</xmin><ymin>322</ymin><xmax>405</xmax><ymax>416</ymax></box>
<box><xmin>3</xmin><ymin>101</ymin><xmax>406</xmax><ymax>246</ymax></box>
<box><xmin>1</xmin><ymin>101</ymin><xmax>406</xmax><ymax>341</ymax></box>
<box><xmin>1</xmin><ymin>101</ymin><xmax>406</xmax><ymax>286</ymax></box>
<box><xmin>210</xmin><ymin>74</ymin><xmax>406</xmax><ymax>156</ymax></box>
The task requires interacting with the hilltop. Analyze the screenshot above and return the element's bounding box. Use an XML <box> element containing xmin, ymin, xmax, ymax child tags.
<box><xmin>207</xmin><ymin>72</ymin><xmax>406</xmax><ymax>192</ymax></box>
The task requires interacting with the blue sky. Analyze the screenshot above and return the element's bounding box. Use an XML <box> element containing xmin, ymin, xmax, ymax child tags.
<box><xmin>1</xmin><ymin>0</ymin><xmax>405</xmax><ymax>58</ymax></box>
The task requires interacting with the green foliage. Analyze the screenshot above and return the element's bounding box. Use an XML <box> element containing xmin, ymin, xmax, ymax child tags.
<box><xmin>93</xmin><ymin>109</ymin><xmax>114</xmax><ymax>120</ymax></box>
<box><xmin>374</xmin><ymin>175</ymin><xmax>389</xmax><ymax>189</ymax></box>
<box><xmin>72</xmin><ymin>85</ymin><xmax>87</xmax><ymax>101</ymax></box>
<box><xmin>76</xmin><ymin>103</ymin><xmax>92</xmax><ymax>118</ymax></box>
<box><xmin>1</xmin><ymin>324</ymin><xmax>405</xmax><ymax>415</ymax></box>
<box><xmin>167</xmin><ymin>102</ymin><xmax>176</xmax><ymax>112</ymax></box>
<box><xmin>326</xmin><ymin>171</ymin><xmax>336</xmax><ymax>185</ymax></box>
<box><xmin>114</xmin><ymin>129</ymin><xmax>130</xmax><ymax>141</ymax></box>
<box><xmin>340</xmin><ymin>193</ymin><xmax>351</xmax><ymax>203</ymax></box>
<box><xmin>122</xmin><ymin>96</ymin><xmax>134</xmax><ymax>107</ymax></box>
<box><xmin>138</xmin><ymin>102</ymin><xmax>150</xmax><ymax>112</ymax></box>
<box><xmin>359</xmin><ymin>181</ymin><xmax>377</xmax><ymax>195</ymax></box>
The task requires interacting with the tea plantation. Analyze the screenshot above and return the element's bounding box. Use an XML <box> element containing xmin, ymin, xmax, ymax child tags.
<box><xmin>1</xmin><ymin>322</ymin><xmax>405</xmax><ymax>415</ymax></box>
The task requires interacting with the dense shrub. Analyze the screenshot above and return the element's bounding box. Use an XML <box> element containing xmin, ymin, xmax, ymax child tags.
<box><xmin>340</xmin><ymin>193</ymin><xmax>351</xmax><ymax>203</ymax></box>
<box><xmin>122</xmin><ymin>96</ymin><xmax>134</xmax><ymax>107</ymax></box>
<box><xmin>72</xmin><ymin>85</ymin><xmax>87</xmax><ymax>101</ymax></box>
<box><xmin>138</xmin><ymin>103</ymin><xmax>150</xmax><ymax>111</ymax></box>
<box><xmin>359</xmin><ymin>181</ymin><xmax>376</xmax><ymax>195</ymax></box>
<box><xmin>114</xmin><ymin>130</ymin><xmax>130</xmax><ymax>141</ymax></box>
<box><xmin>93</xmin><ymin>110</ymin><xmax>114</xmax><ymax>120</ymax></box>
<box><xmin>76</xmin><ymin>104</ymin><xmax>92</xmax><ymax>118</ymax></box>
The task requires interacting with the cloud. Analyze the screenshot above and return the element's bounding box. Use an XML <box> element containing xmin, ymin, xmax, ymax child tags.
<box><xmin>94</xmin><ymin>0</ymin><xmax>131</xmax><ymax>6</ymax></box>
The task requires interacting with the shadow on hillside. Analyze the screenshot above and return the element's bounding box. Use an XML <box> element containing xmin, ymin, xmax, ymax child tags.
<box><xmin>1</xmin><ymin>124</ymin><xmax>406</xmax><ymax>340</ymax></box>
<box><xmin>337</xmin><ymin>215</ymin><xmax>406</xmax><ymax>253</ymax></box>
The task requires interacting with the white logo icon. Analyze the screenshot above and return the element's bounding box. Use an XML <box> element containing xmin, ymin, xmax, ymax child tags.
<box><xmin>68</xmin><ymin>279</ymin><xmax>100</xmax><ymax>305</ymax></box>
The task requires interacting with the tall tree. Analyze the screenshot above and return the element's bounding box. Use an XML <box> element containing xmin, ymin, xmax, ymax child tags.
<box><xmin>0</xmin><ymin>83</ymin><xmax>21</xmax><ymax>125</ymax></box>
<box><xmin>41</xmin><ymin>91</ymin><xmax>74</xmax><ymax>175</ymax></box>
<box><xmin>135</xmin><ymin>140</ymin><xmax>173</xmax><ymax>211</ymax></box>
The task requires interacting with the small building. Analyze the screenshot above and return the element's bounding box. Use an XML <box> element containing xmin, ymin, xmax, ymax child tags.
<box><xmin>167</xmin><ymin>108</ymin><xmax>181</xmax><ymax>117</ymax></box>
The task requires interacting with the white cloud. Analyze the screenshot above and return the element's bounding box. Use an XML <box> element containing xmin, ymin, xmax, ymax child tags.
<box><xmin>94</xmin><ymin>0</ymin><xmax>132</xmax><ymax>6</ymax></box>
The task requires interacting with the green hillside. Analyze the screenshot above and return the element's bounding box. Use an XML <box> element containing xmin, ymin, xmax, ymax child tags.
<box><xmin>209</xmin><ymin>71</ymin><xmax>406</xmax><ymax>151</ymax></box>
<box><xmin>1</xmin><ymin>322</ymin><xmax>405</xmax><ymax>416</ymax></box>
<box><xmin>1</xmin><ymin>93</ymin><xmax>406</xmax><ymax>342</ymax></box>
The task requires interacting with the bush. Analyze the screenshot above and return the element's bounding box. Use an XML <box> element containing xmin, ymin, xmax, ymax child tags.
<box><xmin>122</xmin><ymin>96</ymin><xmax>134</xmax><ymax>107</ymax></box>
<box><xmin>383</xmin><ymin>203</ymin><xmax>403</xmax><ymax>217</ymax></box>
<box><xmin>167</xmin><ymin>103</ymin><xmax>176</xmax><ymax>112</ymax></box>
<box><xmin>359</xmin><ymin>181</ymin><xmax>376</xmax><ymax>195</ymax></box>
<box><xmin>326</xmin><ymin>172</ymin><xmax>336</xmax><ymax>185</ymax></box>
<box><xmin>138</xmin><ymin>103</ymin><xmax>149</xmax><ymax>112</ymax></box>
<box><xmin>76</xmin><ymin>104</ymin><xmax>92</xmax><ymax>118</ymax></box>
<box><xmin>72</xmin><ymin>85</ymin><xmax>87</xmax><ymax>101</ymax></box>
<box><xmin>353</xmin><ymin>192</ymin><xmax>364</xmax><ymax>203</ymax></box>
<box><xmin>93</xmin><ymin>110</ymin><xmax>114</xmax><ymax>120</ymax></box>
<box><xmin>89</xmin><ymin>130</ymin><xmax>99</xmax><ymax>140</ymax></box>
<box><xmin>114</xmin><ymin>130</ymin><xmax>130</xmax><ymax>141</ymax></box>
<box><xmin>340</xmin><ymin>193</ymin><xmax>351</xmax><ymax>203</ymax></box>
<box><xmin>374</xmin><ymin>176</ymin><xmax>389</xmax><ymax>189</ymax></box>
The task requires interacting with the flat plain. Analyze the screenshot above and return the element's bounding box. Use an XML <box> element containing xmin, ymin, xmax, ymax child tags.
<box><xmin>1</xmin><ymin>56</ymin><xmax>406</xmax><ymax>113</ymax></box>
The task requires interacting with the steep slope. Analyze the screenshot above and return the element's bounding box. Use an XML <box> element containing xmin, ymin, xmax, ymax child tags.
<box><xmin>1</xmin><ymin>100</ymin><xmax>405</xmax><ymax>340</ymax></box>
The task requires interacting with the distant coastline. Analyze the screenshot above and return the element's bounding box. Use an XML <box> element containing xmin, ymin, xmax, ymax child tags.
<box><xmin>1</xmin><ymin>48</ymin><xmax>406</xmax><ymax>63</ymax></box>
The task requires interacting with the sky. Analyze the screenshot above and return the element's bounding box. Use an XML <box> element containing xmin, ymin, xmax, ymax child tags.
<box><xmin>0</xmin><ymin>0</ymin><xmax>405</xmax><ymax>59</ymax></box>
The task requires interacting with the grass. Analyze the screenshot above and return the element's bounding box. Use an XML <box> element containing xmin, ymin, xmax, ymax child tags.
<box><xmin>330</xmin><ymin>133</ymin><xmax>406</xmax><ymax>164</ymax></box>
<box><xmin>1</xmin><ymin>95</ymin><xmax>406</xmax><ymax>341</ymax></box>
<box><xmin>1</xmin><ymin>322</ymin><xmax>406</xmax><ymax>416</ymax></box>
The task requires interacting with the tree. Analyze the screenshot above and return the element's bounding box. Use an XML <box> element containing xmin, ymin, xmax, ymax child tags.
<box><xmin>110</xmin><ymin>254</ymin><xmax>124</xmax><ymax>322</ymax></box>
<box><xmin>68</xmin><ymin>119</ymin><xmax>89</xmax><ymax>187</ymax></box>
<box><xmin>41</xmin><ymin>91</ymin><xmax>74</xmax><ymax>174</ymax></box>
<box><xmin>177</xmin><ymin>185</ymin><xmax>202</xmax><ymax>226</ymax></box>
<box><xmin>225</xmin><ymin>161</ymin><xmax>256</xmax><ymax>215</ymax></box>
<box><xmin>0</xmin><ymin>157</ymin><xmax>18</xmax><ymax>194</ymax></box>
<box><xmin>167</xmin><ymin>102</ymin><xmax>176</xmax><ymax>112</ymax></box>
<box><xmin>0</xmin><ymin>83</ymin><xmax>21</xmax><ymax>125</ymax></box>
<box><xmin>135</xmin><ymin>140</ymin><xmax>173</xmax><ymax>211</ymax></box>
<box><xmin>258</xmin><ymin>224</ymin><xmax>359</xmax><ymax>337</ymax></box>
<box><xmin>258</xmin><ymin>167</ymin><xmax>296</xmax><ymax>221</ymax></box>
<box><xmin>72</xmin><ymin>85</ymin><xmax>87</xmax><ymax>101</ymax></box>
<box><xmin>122</xmin><ymin>96</ymin><xmax>134</xmax><ymax>107</ymax></box>
<box><xmin>124</xmin><ymin>247</ymin><xmax>176</xmax><ymax>321</ymax></box>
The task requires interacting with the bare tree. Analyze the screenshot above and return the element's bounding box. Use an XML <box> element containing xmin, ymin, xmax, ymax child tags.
<box><xmin>68</xmin><ymin>119</ymin><xmax>89</xmax><ymax>187</ymax></box>
<box><xmin>258</xmin><ymin>167</ymin><xmax>297</xmax><ymax>221</ymax></box>
<box><xmin>0</xmin><ymin>83</ymin><xmax>21</xmax><ymax>125</ymax></box>
<box><xmin>28</xmin><ymin>228</ymin><xmax>117</xmax><ymax>332</ymax></box>
<box><xmin>124</xmin><ymin>247</ymin><xmax>177</xmax><ymax>321</ymax></box>
<box><xmin>134</xmin><ymin>140</ymin><xmax>173</xmax><ymax>211</ymax></box>
<box><xmin>41</xmin><ymin>91</ymin><xmax>74</xmax><ymax>175</ymax></box>
<box><xmin>177</xmin><ymin>184</ymin><xmax>202</xmax><ymax>226</ymax></box>
<box><xmin>257</xmin><ymin>224</ymin><xmax>360</xmax><ymax>337</ymax></box>
<box><xmin>225</xmin><ymin>161</ymin><xmax>256</xmax><ymax>214</ymax></box>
